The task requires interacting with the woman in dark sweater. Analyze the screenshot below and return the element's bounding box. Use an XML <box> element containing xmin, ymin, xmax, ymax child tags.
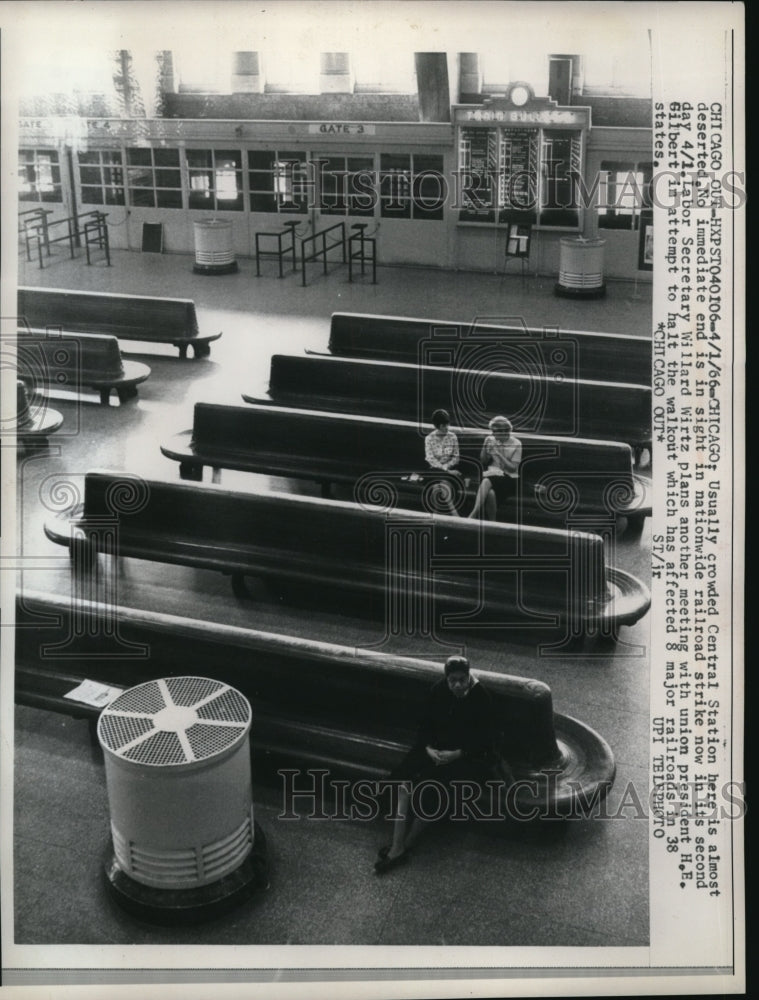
<box><xmin>374</xmin><ymin>655</ymin><xmax>500</xmax><ymax>874</ymax></box>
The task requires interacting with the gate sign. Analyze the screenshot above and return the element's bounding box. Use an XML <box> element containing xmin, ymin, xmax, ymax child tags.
<box><xmin>308</xmin><ymin>123</ymin><xmax>377</xmax><ymax>135</ymax></box>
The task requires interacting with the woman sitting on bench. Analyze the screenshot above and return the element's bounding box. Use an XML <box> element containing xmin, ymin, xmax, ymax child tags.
<box><xmin>374</xmin><ymin>655</ymin><xmax>501</xmax><ymax>874</ymax></box>
<box><xmin>424</xmin><ymin>409</ymin><xmax>460</xmax><ymax>473</ymax></box>
<box><xmin>468</xmin><ymin>415</ymin><xmax>522</xmax><ymax>521</ymax></box>
<box><xmin>424</xmin><ymin>408</ymin><xmax>463</xmax><ymax>516</ymax></box>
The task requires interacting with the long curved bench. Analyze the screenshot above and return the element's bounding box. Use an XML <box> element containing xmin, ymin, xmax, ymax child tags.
<box><xmin>243</xmin><ymin>354</ymin><xmax>652</xmax><ymax>452</ymax></box>
<box><xmin>322</xmin><ymin>311</ymin><xmax>652</xmax><ymax>387</ymax></box>
<box><xmin>43</xmin><ymin>471</ymin><xmax>650</xmax><ymax>636</ymax></box>
<box><xmin>18</xmin><ymin>286</ymin><xmax>222</xmax><ymax>359</ymax></box>
<box><xmin>17</xmin><ymin>328</ymin><xmax>150</xmax><ymax>405</ymax></box>
<box><xmin>14</xmin><ymin>589</ymin><xmax>616</xmax><ymax>819</ymax></box>
<box><xmin>161</xmin><ymin>402</ymin><xmax>651</xmax><ymax>537</ymax></box>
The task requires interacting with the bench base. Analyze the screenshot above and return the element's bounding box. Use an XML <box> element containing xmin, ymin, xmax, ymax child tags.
<box><xmin>554</xmin><ymin>282</ymin><xmax>607</xmax><ymax>300</ymax></box>
<box><xmin>104</xmin><ymin>822</ymin><xmax>269</xmax><ymax>924</ymax></box>
<box><xmin>176</xmin><ymin>339</ymin><xmax>215</xmax><ymax>360</ymax></box>
<box><xmin>17</xmin><ymin>407</ymin><xmax>64</xmax><ymax>446</ymax></box>
<box><xmin>193</xmin><ymin>262</ymin><xmax>239</xmax><ymax>276</ymax></box>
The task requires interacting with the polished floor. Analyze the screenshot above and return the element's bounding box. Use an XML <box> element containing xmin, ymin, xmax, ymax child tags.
<box><xmin>13</xmin><ymin>245</ymin><xmax>653</xmax><ymax>947</ymax></box>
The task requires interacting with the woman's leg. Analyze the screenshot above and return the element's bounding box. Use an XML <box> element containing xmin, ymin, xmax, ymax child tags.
<box><xmin>484</xmin><ymin>487</ymin><xmax>498</xmax><ymax>520</ymax></box>
<box><xmin>433</xmin><ymin>475</ymin><xmax>461</xmax><ymax>517</ymax></box>
<box><xmin>467</xmin><ymin>477</ymin><xmax>493</xmax><ymax>518</ymax></box>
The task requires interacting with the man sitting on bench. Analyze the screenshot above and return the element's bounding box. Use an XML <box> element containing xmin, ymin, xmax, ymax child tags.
<box><xmin>374</xmin><ymin>655</ymin><xmax>502</xmax><ymax>874</ymax></box>
<box><xmin>468</xmin><ymin>415</ymin><xmax>522</xmax><ymax>521</ymax></box>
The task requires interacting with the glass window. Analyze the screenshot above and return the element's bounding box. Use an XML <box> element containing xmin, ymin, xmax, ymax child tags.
<box><xmin>19</xmin><ymin>149</ymin><xmax>63</xmax><ymax>203</ymax></box>
<box><xmin>157</xmin><ymin>189</ymin><xmax>183</xmax><ymax>209</ymax></box>
<box><xmin>154</xmin><ymin>148</ymin><xmax>180</xmax><ymax>167</ymax></box>
<box><xmin>186</xmin><ymin>149</ymin><xmax>214</xmax><ymax>170</ymax></box>
<box><xmin>130</xmin><ymin>187</ymin><xmax>155</xmax><ymax>208</ymax></box>
<box><xmin>319</xmin><ymin>157</ymin><xmax>349</xmax><ymax>215</ymax></box>
<box><xmin>80</xmin><ymin>167</ymin><xmax>102</xmax><ymax>186</ymax></box>
<box><xmin>380</xmin><ymin>154</ymin><xmax>411</xmax><ymax>219</ymax></box>
<box><xmin>81</xmin><ymin>187</ymin><xmax>104</xmax><ymax>205</ymax></box>
<box><xmin>249</xmin><ymin>150</ymin><xmax>311</xmax><ymax>214</ymax></box>
<box><xmin>539</xmin><ymin>131</ymin><xmax>579</xmax><ymax>227</ymax></box>
<box><xmin>125</xmin><ymin>147</ymin><xmax>183</xmax><ymax>210</ymax></box>
<box><xmin>127</xmin><ymin>167</ymin><xmax>153</xmax><ymax>187</ymax></box>
<box><xmin>79</xmin><ymin>150</ymin><xmax>126</xmax><ymax>206</ymax></box>
<box><xmin>187</xmin><ymin>148</ymin><xmax>243</xmax><ymax>211</ymax></box>
<box><xmin>126</xmin><ymin>148</ymin><xmax>152</xmax><ymax>166</ymax></box>
<box><xmin>598</xmin><ymin>160</ymin><xmax>652</xmax><ymax>230</ymax></box>
<box><xmin>156</xmin><ymin>169</ymin><xmax>181</xmax><ymax>187</ymax></box>
<box><xmin>412</xmin><ymin>154</ymin><xmax>445</xmax><ymax>220</ymax></box>
<box><xmin>319</xmin><ymin>156</ymin><xmax>375</xmax><ymax>217</ymax></box>
<box><xmin>346</xmin><ymin>156</ymin><xmax>374</xmax><ymax>215</ymax></box>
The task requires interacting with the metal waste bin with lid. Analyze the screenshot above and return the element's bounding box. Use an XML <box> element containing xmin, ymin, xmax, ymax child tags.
<box><xmin>193</xmin><ymin>219</ymin><xmax>238</xmax><ymax>275</ymax></box>
<box><xmin>555</xmin><ymin>236</ymin><xmax>606</xmax><ymax>299</ymax></box>
<box><xmin>97</xmin><ymin>676</ymin><xmax>268</xmax><ymax>923</ymax></box>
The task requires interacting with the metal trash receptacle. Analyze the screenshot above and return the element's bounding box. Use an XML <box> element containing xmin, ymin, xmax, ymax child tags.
<box><xmin>193</xmin><ymin>219</ymin><xmax>238</xmax><ymax>275</ymax></box>
<box><xmin>98</xmin><ymin>676</ymin><xmax>267</xmax><ymax>922</ymax></box>
<box><xmin>555</xmin><ymin>237</ymin><xmax>606</xmax><ymax>299</ymax></box>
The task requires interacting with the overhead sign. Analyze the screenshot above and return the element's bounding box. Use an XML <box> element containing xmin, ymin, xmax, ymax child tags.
<box><xmin>307</xmin><ymin>123</ymin><xmax>377</xmax><ymax>135</ymax></box>
<box><xmin>455</xmin><ymin>94</ymin><xmax>591</xmax><ymax>129</ymax></box>
<box><xmin>461</xmin><ymin>108</ymin><xmax>586</xmax><ymax>125</ymax></box>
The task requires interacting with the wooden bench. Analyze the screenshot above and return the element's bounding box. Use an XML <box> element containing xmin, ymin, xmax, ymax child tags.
<box><xmin>16</xmin><ymin>329</ymin><xmax>150</xmax><ymax>405</ymax></box>
<box><xmin>243</xmin><ymin>354</ymin><xmax>652</xmax><ymax>453</ymax></box>
<box><xmin>15</xmin><ymin>589</ymin><xmax>617</xmax><ymax>819</ymax></box>
<box><xmin>44</xmin><ymin>471</ymin><xmax>650</xmax><ymax>636</ymax></box>
<box><xmin>15</xmin><ymin>379</ymin><xmax>64</xmax><ymax>446</ymax></box>
<box><xmin>160</xmin><ymin>402</ymin><xmax>651</xmax><ymax>536</ymax></box>
<box><xmin>322</xmin><ymin>311</ymin><xmax>652</xmax><ymax>387</ymax></box>
<box><xmin>18</xmin><ymin>286</ymin><xmax>222</xmax><ymax>359</ymax></box>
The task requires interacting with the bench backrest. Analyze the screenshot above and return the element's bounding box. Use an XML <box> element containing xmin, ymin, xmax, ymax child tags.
<box><xmin>193</xmin><ymin>402</ymin><xmax>635</xmax><ymax>514</ymax></box>
<box><xmin>80</xmin><ymin>470</ymin><xmax>608</xmax><ymax>612</ymax></box>
<box><xmin>18</xmin><ymin>286</ymin><xmax>199</xmax><ymax>341</ymax></box>
<box><xmin>15</xmin><ymin>590</ymin><xmax>563</xmax><ymax>769</ymax></box>
<box><xmin>267</xmin><ymin>354</ymin><xmax>651</xmax><ymax>443</ymax></box>
<box><xmin>329</xmin><ymin>311</ymin><xmax>652</xmax><ymax>386</ymax></box>
<box><xmin>16</xmin><ymin>380</ymin><xmax>32</xmax><ymax>426</ymax></box>
<box><xmin>17</xmin><ymin>329</ymin><xmax>125</xmax><ymax>384</ymax></box>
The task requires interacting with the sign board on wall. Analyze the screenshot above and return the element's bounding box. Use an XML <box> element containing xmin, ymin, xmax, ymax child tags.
<box><xmin>307</xmin><ymin>123</ymin><xmax>377</xmax><ymax>135</ymax></box>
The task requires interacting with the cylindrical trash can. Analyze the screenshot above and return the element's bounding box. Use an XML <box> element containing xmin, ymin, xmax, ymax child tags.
<box><xmin>555</xmin><ymin>237</ymin><xmax>606</xmax><ymax>299</ymax></box>
<box><xmin>193</xmin><ymin>219</ymin><xmax>238</xmax><ymax>275</ymax></box>
<box><xmin>98</xmin><ymin>676</ymin><xmax>267</xmax><ymax>922</ymax></box>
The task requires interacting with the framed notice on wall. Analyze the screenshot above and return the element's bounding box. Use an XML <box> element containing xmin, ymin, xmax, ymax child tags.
<box><xmin>141</xmin><ymin>222</ymin><xmax>164</xmax><ymax>253</ymax></box>
<box><xmin>505</xmin><ymin>222</ymin><xmax>532</xmax><ymax>259</ymax></box>
<box><xmin>638</xmin><ymin>209</ymin><xmax>653</xmax><ymax>271</ymax></box>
